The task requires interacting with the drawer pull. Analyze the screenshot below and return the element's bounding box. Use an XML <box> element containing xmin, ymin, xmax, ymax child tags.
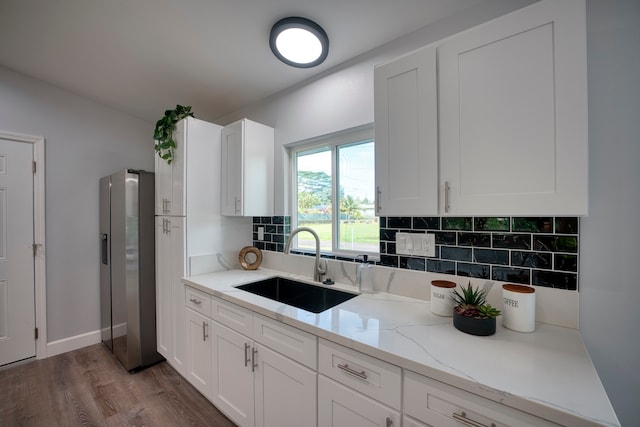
<box><xmin>189</xmin><ymin>298</ymin><xmax>202</xmax><ymax>305</ymax></box>
<box><xmin>452</xmin><ymin>411</ymin><xmax>495</xmax><ymax>427</ymax></box>
<box><xmin>337</xmin><ymin>363</ymin><xmax>368</xmax><ymax>380</ymax></box>
<box><xmin>386</xmin><ymin>417</ymin><xmax>393</xmax><ymax>427</ymax></box>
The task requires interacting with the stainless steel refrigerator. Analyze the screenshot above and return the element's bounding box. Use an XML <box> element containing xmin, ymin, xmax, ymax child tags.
<box><xmin>100</xmin><ymin>169</ymin><xmax>164</xmax><ymax>371</ymax></box>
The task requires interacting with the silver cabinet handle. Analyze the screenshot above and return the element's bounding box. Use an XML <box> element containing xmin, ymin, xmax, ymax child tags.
<box><xmin>386</xmin><ymin>417</ymin><xmax>393</xmax><ymax>427</ymax></box>
<box><xmin>376</xmin><ymin>186</ymin><xmax>382</xmax><ymax>214</ymax></box>
<box><xmin>452</xmin><ymin>411</ymin><xmax>495</xmax><ymax>427</ymax></box>
<box><xmin>337</xmin><ymin>363</ymin><xmax>368</xmax><ymax>380</ymax></box>
<box><xmin>444</xmin><ymin>181</ymin><xmax>451</xmax><ymax>213</ymax></box>
<box><xmin>165</xmin><ymin>198</ymin><xmax>170</xmax><ymax>214</ymax></box>
<box><xmin>202</xmin><ymin>321</ymin><xmax>208</xmax><ymax>341</ymax></box>
<box><xmin>189</xmin><ymin>298</ymin><xmax>202</xmax><ymax>305</ymax></box>
<box><xmin>251</xmin><ymin>347</ymin><xmax>258</xmax><ymax>372</ymax></box>
<box><xmin>244</xmin><ymin>343</ymin><xmax>251</xmax><ymax>367</ymax></box>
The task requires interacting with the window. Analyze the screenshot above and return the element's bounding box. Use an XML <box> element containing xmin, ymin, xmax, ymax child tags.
<box><xmin>290</xmin><ymin>125</ymin><xmax>378</xmax><ymax>256</ymax></box>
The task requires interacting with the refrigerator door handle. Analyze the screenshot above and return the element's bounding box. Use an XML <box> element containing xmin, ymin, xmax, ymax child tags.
<box><xmin>101</xmin><ymin>233</ymin><xmax>109</xmax><ymax>265</ymax></box>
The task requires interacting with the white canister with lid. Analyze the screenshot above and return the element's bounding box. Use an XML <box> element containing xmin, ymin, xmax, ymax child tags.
<box><xmin>430</xmin><ymin>280</ymin><xmax>457</xmax><ymax>316</ymax></box>
<box><xmin>502</xmin><ymin>284</ymin><xmax>536</xmax><ymax>332</ymax></box>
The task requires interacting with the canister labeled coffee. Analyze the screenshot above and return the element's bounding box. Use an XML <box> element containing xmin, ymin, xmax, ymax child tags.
<box><xmin>502</xmin><ymin>284</ymin><xmax>536</xmax><ymax>332</ymax></box>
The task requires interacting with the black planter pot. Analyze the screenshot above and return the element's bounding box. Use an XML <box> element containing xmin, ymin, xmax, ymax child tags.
<box><xmin>453</xmin><ymin>309</ymin><xmax>496</xmax><ymax>336</ymax></box>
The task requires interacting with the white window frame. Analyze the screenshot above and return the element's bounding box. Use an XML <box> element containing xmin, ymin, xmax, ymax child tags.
<box><xmin>287</xmin><ymin>124</ymin><xmax>378</xmax><ymax>258</ymax></box>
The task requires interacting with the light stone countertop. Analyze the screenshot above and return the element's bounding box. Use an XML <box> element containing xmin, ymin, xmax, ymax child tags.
<box><xmin>182</xmin><ymin>267</ymin><xmax>619</xmax><ymax>427</ymax></box>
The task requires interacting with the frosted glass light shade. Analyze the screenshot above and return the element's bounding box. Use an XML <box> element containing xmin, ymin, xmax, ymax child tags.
<box><xmin>270</xmin><ymin>17</ymin><xmax>329</xmax><ymax>68</ymax></box>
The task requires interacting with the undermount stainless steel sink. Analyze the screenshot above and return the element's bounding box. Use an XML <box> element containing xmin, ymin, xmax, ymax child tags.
<box><xmin>235</xmin><ymin>276</ymin><xmax>357</xmax><ymax>313</ymax></box>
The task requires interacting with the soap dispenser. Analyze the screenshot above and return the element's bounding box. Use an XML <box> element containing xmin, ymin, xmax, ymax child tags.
<box><xmin>357</xmin><ymin>255</ymin><xmax>373</xmax><ymax>293</ymax></box>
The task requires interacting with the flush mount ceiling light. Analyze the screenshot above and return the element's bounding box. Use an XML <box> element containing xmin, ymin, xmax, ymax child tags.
<box><xmin>270</xmin><ymin>17</ymin><xmax>329</xmax><ymax>68</ymax></box>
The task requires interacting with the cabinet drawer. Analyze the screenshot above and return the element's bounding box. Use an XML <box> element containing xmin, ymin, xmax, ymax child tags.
<box><xmin>404</xmin><ymin>370</ymin><xmax>559</xmax><ymax>427</ymax></box>
<box><xmin>185</xmin><ymin>286</ymin><xmax>212</xmax><ymax>317</ymax></box>
<box><xmin>253</xmin><ymin>313</ymin><xmax>317</xmax><ymax>369</ymax></box>
<box><xmin>318</xmin><ymin>375</ymin><xmax>400</xmax><ymax>427</ymax></box>
<box><xmin>211</xmin><ymin>296</ymin><xmax>253</xmax><ymax>337</ymax></box>
<box><xmin>318</xmin><ymin>339</ymin><xmax>401</xmax><ymax>410</ymax></box>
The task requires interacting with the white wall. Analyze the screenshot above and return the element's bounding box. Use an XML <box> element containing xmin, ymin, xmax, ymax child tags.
<box><xmin>0</xmin><ymin>66</ymin><xmax>153</xmax><ymax>342</ymax></box>
<box><xmin>216</xmin><ymin>0</ymin><xmax>638</xmax><ymax>424</ymax></box>
<box><xmin>581</xmin><ymin>1</ymin><xmax>640</xmax><ymax>426</ymax></box>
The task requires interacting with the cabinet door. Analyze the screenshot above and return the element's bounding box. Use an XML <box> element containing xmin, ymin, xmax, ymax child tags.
<box><xmin>374</xmin><ymin>44</ymin><xmax>438</xmax><ymax>215</ymax></box>
<box><xmin>157</xmin><ymin>217</ymin><xmax>186</xmax><ymax>375</ymax></box>
<box><xmin>438</xmin><ymin>0</ymin><xmax>587</xmax><ymax>215</ymax></box>
<box><xmin>318</xmin><ymin>376</ymin><xmax>400</xmax><ymax>427</ymax></box>
<box><xmin>155</xmin><ymin>218</ymin><xmax>172</xmax><ymax>359</ymax></box>
<box><xmin>220</xmin><ymin>121</ymin><xmax>244</xmax><ymax>216</ymax></box>
<box><xmin>154</xmin><ymin>120</ymin><xmax>186</xmax><ymax>216</ymax></box>
<box><xmin>185</xmin><ymin>308</ymin><xmax>212</xmax><ymax>400</ymax></box>
<box><xmin>170</xmin><ymin>217</ymin><xmax>186</xmax><ymax>375</ymax></box>
<box><xmin>211</xmin><ymin>321</ymin><xmax>255</xmax><ymax>427</ymax></box>
<box><xmin>254</xmin><ymin>343</ymin><xmax>316</xmax><ymax>427</ymax></box>
<box><xmin>155</xmin><ymin>152</ymin><xmax>172</xmax><ymax>215</ymax></box>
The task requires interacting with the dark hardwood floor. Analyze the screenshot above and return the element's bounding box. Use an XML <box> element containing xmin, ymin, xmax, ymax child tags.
<box><xmin>0</xmin><ymin>344</ymin><xmax>236</xmax><ymax>427</ymax></box>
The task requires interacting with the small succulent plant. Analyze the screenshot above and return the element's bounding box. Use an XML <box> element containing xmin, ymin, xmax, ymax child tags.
<box><xmin>451</xmin><ymin>282</ymin><xmax>501</xmax><ymax>319</ymax></box>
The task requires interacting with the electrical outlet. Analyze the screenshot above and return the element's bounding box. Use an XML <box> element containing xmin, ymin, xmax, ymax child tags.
<box><xmin>258</xmin><ymin>226</ymin><xmax>265</xmax><ymax>240</ymax></box>
<box><xmin>396</xmin><ymin>232</ymin><xmax>435</xmax><ymax>257</ymax></box>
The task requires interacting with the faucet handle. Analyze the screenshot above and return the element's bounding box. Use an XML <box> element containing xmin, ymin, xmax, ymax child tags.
<box><xmin>318</xmin><ymin>258</ymin><xmax>328</xmax><ymax>273</ymax></box>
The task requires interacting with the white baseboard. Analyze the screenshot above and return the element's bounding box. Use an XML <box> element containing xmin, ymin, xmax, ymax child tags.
<box><xmin>46</xmin><ymin>322</ymin><xmax>129</xmax><ymax>358</ymax></box>
<box><xmin>46</xmin><ymin>330</ymin><xmax>101</xmax><ymax>357</ymax></box>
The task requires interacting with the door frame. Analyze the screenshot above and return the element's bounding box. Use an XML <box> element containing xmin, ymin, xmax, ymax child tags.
<box><xmin>0</xmin><ymin>131</ymin><xmax>46</xmax><ymax>360</ymax></box>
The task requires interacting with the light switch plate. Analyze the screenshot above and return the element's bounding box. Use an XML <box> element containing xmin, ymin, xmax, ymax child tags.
<box><xmin>396</xmin><ymin>232</ymin><xmax>435</xmax><ymax>257</ymax></box>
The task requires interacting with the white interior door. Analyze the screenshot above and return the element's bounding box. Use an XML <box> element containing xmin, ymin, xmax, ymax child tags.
<box><xmin>0</xmin><ymin>138</ymin><xmax>35</xmax><ymax>366</ymax></box>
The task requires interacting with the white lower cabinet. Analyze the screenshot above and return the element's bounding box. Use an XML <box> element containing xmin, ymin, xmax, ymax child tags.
<box><xmin>318</xmin><ymin>376</ymin><xmax>400</xmax><ymax>427</ymax></box>
<box><xmin>211</xmin><ymin>320</ymin><xmax>255</xmax><ymax>427</ymax></box>
<box><xmin>254</xmin><ymin>342</ymin><xmax>316</xmax><ymax>427</ymax></box>
<box><xmin>183</xmin><ymin>285</ymin><xmax>565</xmax><ymax>426</ymax></box>
<box><xmin>318</xmin><ymin>339</ymin><xmax>401</xmax><ymax>427</ymax></box>
<box><xmin>403</xmin><ymin>370</ymin><xmax>559</xmax><ymax>427</ymax></box>
<box><xmin>156</xmin><ymin>216</ymin><xmax>186</xmax><ymax>375</ymax></box>
<box><xmin>203</xmin><ymin>294</ymin><xmax>317</xmax><ymax>427</ymax></box>
<box><xmin>185</xmin><ymin>308</ymin><xmax>213</xmax><ymax>400</ymax></box>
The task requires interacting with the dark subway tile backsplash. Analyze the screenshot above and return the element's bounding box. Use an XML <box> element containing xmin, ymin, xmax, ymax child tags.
<box><xmin>379</xmin><ymin>216</ymin><xmax>580</xmax><ymax>291</ymax></box>
<box><xmin>252</xmin><ymin>215</ymin><xmax>580</xmax><ymax>291</ymax></box>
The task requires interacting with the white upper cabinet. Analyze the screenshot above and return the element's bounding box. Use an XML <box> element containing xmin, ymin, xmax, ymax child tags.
<box><xmin>155</xmin><ymin>117</ymin><xmax>223</xmax><ymax>218</ymax></box>
<box><xmin>374</xmin><ymin>44</ymin><xmax>438</xmax><ymax>216</ymax></box>
<box><xmin>221</xmin><ymin>118</ymin><xmax>274</xmax><ymax>217</ymax></box>
<box><xmin>155</xmin><ymin>122</ymin><xmax>185</xmax><ymax>216</ymax></box>
<box><xmin>438</xmin><ymin>0</ymin><xmax>588</xmax><ymax>215</ymax></box>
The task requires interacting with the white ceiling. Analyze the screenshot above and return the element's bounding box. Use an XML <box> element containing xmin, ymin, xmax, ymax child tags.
<box><xmin>0</xmin><ymin>0</ymin><xmax>485</xmax><ymax>123</ymax></box>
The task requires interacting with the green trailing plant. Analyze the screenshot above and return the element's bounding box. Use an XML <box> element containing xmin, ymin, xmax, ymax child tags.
<box><xmin>451</xmin><ymin>282</ymin><xmax>501</xmax><ymax>319</ymax></box>
<box><xmin>153</xmin><ymin>105</ymin><xmax>194</xmax><ymax>164</ymax></box>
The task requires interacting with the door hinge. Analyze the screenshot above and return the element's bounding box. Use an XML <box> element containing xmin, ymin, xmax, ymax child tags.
<box><xmin>35</xmin><ymin>327</ymin><xmax>38</xmax><ymax>340</ymax></box>
<box><xmin>33</xmin><ymin>161</ymin><xmax>36</xmax><ymax>174</ymax></box>
<box><xmin>33</xmin><ymin>243</ymin><xmax>42</xmax><ymax>256</ymax></box>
